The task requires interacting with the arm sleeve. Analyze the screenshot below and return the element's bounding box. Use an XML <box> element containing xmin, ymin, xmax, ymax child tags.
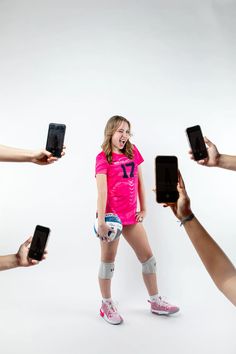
<box><xmin>95</xmin><ymin>152</ymin><xmax>109</xmax><ymax>175</ymax></box>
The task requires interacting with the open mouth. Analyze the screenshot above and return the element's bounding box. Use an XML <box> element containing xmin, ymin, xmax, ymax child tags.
<box><xmin>119</xmin><ymin>138</ymin><xmax>126</xmax><ymax>146</ymax></box>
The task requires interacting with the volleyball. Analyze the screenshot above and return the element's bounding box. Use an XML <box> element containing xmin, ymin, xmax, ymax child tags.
<box><xmin>94</xmin><ymin>213</ymin><xmax>122</xmax><ymax>241</ymax></box>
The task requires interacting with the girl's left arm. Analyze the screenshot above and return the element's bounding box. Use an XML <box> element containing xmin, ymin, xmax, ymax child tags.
<box><xmin>136</xmin><ymin>166</ymin><xmax>147</xmax><ymax>221</ymax></box>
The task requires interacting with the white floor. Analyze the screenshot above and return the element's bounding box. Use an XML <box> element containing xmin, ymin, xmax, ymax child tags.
<box><xmin>1</xmin><ymin>267</ymin><xmax>235</xmax><ymax>354</ymax></box>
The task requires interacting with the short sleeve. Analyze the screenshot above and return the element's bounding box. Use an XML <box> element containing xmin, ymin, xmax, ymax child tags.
<box><xmin>95</xmin><ymin>151</ymin><xmax>109</xmax><ymax>175</ymax></box>
<box><xmin>133</xmin><ymin>145</ymin><xmax>144</xmax><ymax>165</ymax></box>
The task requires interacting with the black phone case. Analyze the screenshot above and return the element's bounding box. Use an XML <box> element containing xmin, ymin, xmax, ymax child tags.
<box><xmin>28</xmin><ymin>225</ymin><xmax>50</xmax><ymax>261</ymax></box>
<box><xmin>186</xmin><ymin>125</ymin><xmax>208</xmax><ymax>161</ymax></box>
<box><xmin>155</xmin><ymin>156</ymin><xmax>179</xmax><ymax>203</ymax></box>
<box><xmin>46</xmin><ymin>123</ymin><xmax>66</xmax><ymax>158</ymax></box>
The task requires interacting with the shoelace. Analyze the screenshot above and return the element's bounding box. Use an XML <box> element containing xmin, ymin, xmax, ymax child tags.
<box><xmin>106</xmin><ymin>301</ymin><xmax>118</xmax><ymax>318</ymax></box>
<box><xmin>156</xmin><ymin>296</ymin><xmax>171</xmax><ymax>308</ymax></box>
<box><xmin>148</xmin><ymin>296</ymin><xmax>170</xmax><ymax>308</ymax></box>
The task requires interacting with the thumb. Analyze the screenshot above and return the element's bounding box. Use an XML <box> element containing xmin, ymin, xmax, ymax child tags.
<box><xmin>43</xmin><ymin>149</ymin><xmax>52</xmax><ymax>157</ymax></box>
<box><xmin>178</xmin><ymin>171</ymin><xmax>188</xmax><ymax>196</ymax></box>
<box><xmin>23</xmin><ymin>236</ymin><xmax>32</xmax><ymax>247</ymax></box>
<box><xmin>204</xmin><ymin>136</ymin><xmax>213</xmax><ymax>147</ymax></box>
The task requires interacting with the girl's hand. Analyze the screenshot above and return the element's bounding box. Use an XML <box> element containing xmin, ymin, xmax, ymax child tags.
<box><xmin>97</xmin><ymin>222</ymin><xmax>113</xmax><ymax>242</ymax></box>
<box><xmin>135</xmin><ymin>210</ymin><xmax>146</xmax><ymax>223</ymax></box>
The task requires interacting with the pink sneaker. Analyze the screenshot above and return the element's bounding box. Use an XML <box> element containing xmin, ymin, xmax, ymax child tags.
<box><xmin>100</xmin><ymin>300</ymin><xmax>123</xmax><ymax>325</ymax></box>
<box><xmin>148</xmin><ymin>296</ymin><xmax>179</xmax><ymax>315</ymax></box>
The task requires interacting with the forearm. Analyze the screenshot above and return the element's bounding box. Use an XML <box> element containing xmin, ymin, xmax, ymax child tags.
<box><xmin>0</xmin><ymin>145</ymin><xmax>33</xmax><ymax>162</ymax></box>
<box><xmin>138</xmin><ymin>186</ymin><xmax>146</xmax><ymax>211</ymax></box>
<box><xmin>217</xmin><ymin>154</ymin><xmax>236</xmax><ymax>171</ymax></box>
<box><xmin>97</xmin><ymin>191</ymin><xmax>107</xmax><ymax>224</ymax></box>
<box><xmin>0</xmin><ymin>254</ymin><xmax>19</xmax><ymax>271</ymax></box>
<box><xmin>138</xmin><ymin>172</ymin><xmax>146</xmax><ymax>211</ymax></box>
<box><xmin>184</xmin><ymin>216</ymin><xmax>236</xmax><ymax>304</ymax></box>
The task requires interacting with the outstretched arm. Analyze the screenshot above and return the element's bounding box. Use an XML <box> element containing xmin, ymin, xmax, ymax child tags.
<box><xmin>183</xmin><ymin>217</ymin><xmax>236</xmax><ymax>305</ymax></box>
<box><xmin>0</xmin><ymin>237</ymin><xmax>47</xmax><ymax>271</ymax></box>
<box><xmin>0</xmin><ymin>144</ymin><xmax>65</xmax><ymax>165</ymax></box>
<box><xmin>167</xmin><ymin>173</ymin><xmax>236</xmax><ymax>306</ymax></box>
<box><xmin>0</xmin><ymin>254</ymin><xmax>19</xmax><ymax>271</ymax></box>
<box><xmin>189</xmin><ymin>137</ymin><xmax>236</xmax><ymax>171</ymax></box>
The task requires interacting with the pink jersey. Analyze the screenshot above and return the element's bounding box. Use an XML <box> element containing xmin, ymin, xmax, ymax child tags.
<box><xmin>95</xmin><ymin>145</ymin><xmax>144</xmax><ymax>225</ymax></box>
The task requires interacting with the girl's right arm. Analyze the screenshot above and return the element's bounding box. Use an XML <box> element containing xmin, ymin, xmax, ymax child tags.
<box><xmin>96</xmin><ymin>174</ymin><xmax>111</xmax><ymax>241</ymax></box>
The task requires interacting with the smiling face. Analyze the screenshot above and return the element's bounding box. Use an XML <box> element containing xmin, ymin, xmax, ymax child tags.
<box><xmin>111</xmin><ymin>121</ymin><xmax>131</xmax><ymax>153</ymax></box>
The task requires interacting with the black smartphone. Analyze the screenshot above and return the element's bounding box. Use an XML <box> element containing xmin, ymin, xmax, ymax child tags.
<box><xmin>46</xmin><ymin>123</ymin><xmax>66</xmax><ymax>158</ymax></box>
<box><xmin>155</xmin><ymin>156</ymin><xmax>179</xmax><ymax>203</ymax></box>
<box><xmin>186</xmin><ymin>125</ymin><xmax>208</xmax><ymax>161</ymax></box>
<box><xmin>28</xmin><ymin>225</ymin><xmax>50</xmax><ymax>261</ymax></box>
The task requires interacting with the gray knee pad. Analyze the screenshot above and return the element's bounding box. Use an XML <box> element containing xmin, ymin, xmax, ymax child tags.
<box><xmin>142</xmin><ymin>256</ymin><xmax>156</xmax><ymax>274</ymax></box>
<box><xmin>99</xmin><ymin>262</ymin><xmax>115</xmax><ymax>279</ymax></box>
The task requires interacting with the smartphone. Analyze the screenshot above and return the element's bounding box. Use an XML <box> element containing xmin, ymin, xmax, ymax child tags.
<box><xmin>186</xmin><ymin>125</ymin><xmax>208</xmax><ymax>161</ymax></box>
<box><xmin>46</xmin><ymin>123</ymin><xmax>66</xmax><ymax>158</ymax></box>
<box><xmin>155</xmin><ymin>156</ymin><xmax>179</xmax><ymax>203</ymax></box>
<box><xmin>28</xmin><ymin>225</ymin><xmax>50</xmax><ymax>261</ymax></box>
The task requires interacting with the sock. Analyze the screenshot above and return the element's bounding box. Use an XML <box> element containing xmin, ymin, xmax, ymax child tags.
<box><xmin>149</xmin><ymin>293</ymin><xmax>159</xmax><ymax>302</ymax></box>
<box><xmin>103</xmin><ymin>297</ymin><xmax>112</xmax><ymax>303</ymax></box>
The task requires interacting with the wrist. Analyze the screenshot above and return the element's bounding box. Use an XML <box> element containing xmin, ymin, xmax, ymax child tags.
<box><xmin>28</xmin><ymin>150</ymin><xmax>36</xmax><ymax>163</ymax></box>
<box><xmin>96</xmin><ymin>211</ymin><xmax>105</xmax><ymax>225</ymax></box>
<box><xmin>180</xmin><ymin>213</ymin><xmax>195</xmax><ymax>226</ymax></box>
<box><xmin>8</xmin><ymin>254</ymin><xmax>20</xmax><ymax>268</ymax></box>
<box><xmin>215</xmin><ymin>153</ymin><xmax>221</xmax><ymax>167</ymax></box>
<box><xmin>98</xmin><ymin>219</ymin><xmax>106</xmax><ymax>226</ymax></box>
<box><xmin>15</xmin><ymin>253</ymin><xmax>22</xmax><ymax>267</ymax></box>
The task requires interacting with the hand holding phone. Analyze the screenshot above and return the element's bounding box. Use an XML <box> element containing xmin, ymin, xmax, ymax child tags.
<box><xmin>46</xmin><ymin>123</ymin><xmax>66</xmax><ymax>158</ymax></box>
<box><xmin>186</xmin><ymin>125</ymin><xmax>208</xmax><ymax>161</ymax></box>
<box><xmin>155</xmin><ymin>156</ymin><xmax>179</xmax><ymax>203</ymax></box>
<box><xmin>28</xmin><ymin>225</ymin><xmax>50</xmax><ymax>261</ymax></box>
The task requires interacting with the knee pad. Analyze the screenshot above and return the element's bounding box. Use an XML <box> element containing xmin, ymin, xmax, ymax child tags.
<box><xmin>98</xmin><ymin>262</ymin><xmax>115</xmax><ymax>279</ymax></box>
<box><xmin>142</xmin><ymin>256</ymin><xmax>156</xmax><ymax>274</ymax></box>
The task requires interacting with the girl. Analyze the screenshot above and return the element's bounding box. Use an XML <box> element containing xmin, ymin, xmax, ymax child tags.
<box><xmin>95</xmin><ymin>116</ymin><xmax>179</xmax><ymax>325</ymax></box>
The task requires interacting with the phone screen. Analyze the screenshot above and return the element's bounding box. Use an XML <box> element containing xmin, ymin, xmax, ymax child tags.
<box><xmin>28</xmin><ymin>225</ymin><xmax>50</xmax><ymax>261</ymax></box>
<box><xmin>155</xmin><ymin>156</ymin><xmax>179</xmax><ymax>203</ymax></box>
<box><xmin>186</xmin><ymin>125</ymin><xmax>208</xmax><ymax>161</ymax></box>
<box><xmin>46</xmin><ymin>123</ymin><xmax>66</xmax><ymax>158</ymax></box>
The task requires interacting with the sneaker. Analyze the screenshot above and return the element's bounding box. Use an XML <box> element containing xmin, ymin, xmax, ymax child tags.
<box><xmin>148</xmin><ymin>296</ymin><xmax>179</xmax><ymax>315</ymax></box>
<box><xmin>100</xmin><ymin>300</ymin><xmax>123</xmax><ymax>325</ymax></box>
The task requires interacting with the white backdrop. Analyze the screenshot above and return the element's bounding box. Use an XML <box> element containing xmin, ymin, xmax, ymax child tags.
<box><xmin>0</xmin><ymin>1</ymin><xmax>235</xmax><ymax>354</ymax></box>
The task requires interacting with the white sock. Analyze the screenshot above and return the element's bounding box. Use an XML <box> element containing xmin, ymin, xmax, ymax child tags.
<box><xmin>150</xmin><ymin>293</ymin><xmax>159</xmax><ymax>302</ymax></box>
<box><xmin>103</xmin><ymin>297</ymin><xmax>112</xmax><ymax>303</ymax></box>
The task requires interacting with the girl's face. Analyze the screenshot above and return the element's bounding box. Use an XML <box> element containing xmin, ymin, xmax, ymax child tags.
<box><xmin>111</xmin><ymin>121</ymin><xmax>130</xmax><ymax>153</ymax></box>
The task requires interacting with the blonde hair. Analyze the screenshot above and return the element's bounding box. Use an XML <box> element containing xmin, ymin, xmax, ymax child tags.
<box><xmin>101</xmin><ymin>115</ymin><xmax>133</xmax><ymax>163</ymax></box>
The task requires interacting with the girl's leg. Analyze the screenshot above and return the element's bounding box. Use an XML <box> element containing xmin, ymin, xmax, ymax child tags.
<box><xmin>122</xmin><ymin>223</ymin><xmax>158</xmax><ymax>296</ymax></box>
<box><xmin>99</xmin><ymin>238</ymin><xmax>123</xmax><ymax>324</ymax></box>
<box><xmin>99</xmin><ymin>238</ymin><xmax>120</xmax><ymax>298</ymax></box>
<box><xmin>122</xmin><ymin>223</ymin><xmax>179</xmax><ymax>315</ymax></box>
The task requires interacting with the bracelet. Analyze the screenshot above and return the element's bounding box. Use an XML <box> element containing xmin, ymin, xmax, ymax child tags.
<box><xmin>180</xmin><ymin>213</ymin><xmax>195</xmax><ymax>226</ymax></box>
